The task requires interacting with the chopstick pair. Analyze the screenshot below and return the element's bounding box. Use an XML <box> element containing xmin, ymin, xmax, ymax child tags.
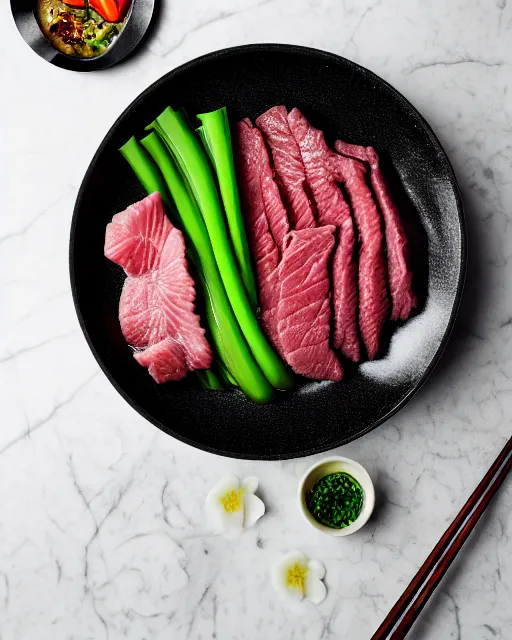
<box><xmin>371</xmin><ymin>436</ymin><xmax>512</xmax><ymax>640</ymax></box>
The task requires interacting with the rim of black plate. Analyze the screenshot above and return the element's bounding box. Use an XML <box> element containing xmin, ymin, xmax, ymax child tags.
<box><xmin>69</xmin><ymin>43</ymin><xmax>467</xmax><ymax>460</ymax></box>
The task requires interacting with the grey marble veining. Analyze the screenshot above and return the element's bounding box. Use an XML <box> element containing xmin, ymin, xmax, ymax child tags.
<box><xmin>1</xmin><ymin>0</ymin><xmax>511</xmax><ymax>638</ymax></box>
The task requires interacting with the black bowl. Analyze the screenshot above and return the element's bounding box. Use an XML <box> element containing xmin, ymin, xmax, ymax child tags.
<box><xmin>70</xmin><ymin>44</ymin><xmax>465</xmax><ymax>459</ymax></box>
<box><xmin>11</xmin><ymin>0</ymin><xmax>154</xmax><ymax>71</ymax></box>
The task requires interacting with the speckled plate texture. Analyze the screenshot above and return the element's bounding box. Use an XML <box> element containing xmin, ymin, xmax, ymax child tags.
<box><xmin>70</xmin><ymin>44</ymin><xmax>466</xmax><ymax>460</ymax></box>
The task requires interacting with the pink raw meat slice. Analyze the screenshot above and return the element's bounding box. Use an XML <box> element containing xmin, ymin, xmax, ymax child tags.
<box><xmin>256</xmin><ymin>106</ymin><xmax>317</xmax><ymax>230</ymax></box>
<box><xmin>277</xmin><ymin>226</ymin><xmax>343</xmax><ymax>381</ymax></box>
<box><xmin>237</xmin><ymin>118</ymin><xmax>289</xmax><ymax>251</ymax></box>
<box><xmin>287</xmin><ymin>108</ymin><xmax>360</xmax><ymax>362</ymax></box>
<box><xmin>134</xmin><ymin>339</ymin><xmax>189</xmax><ymax>383</ymax></box>
<box><xmin>234</xmin><ymin>118</ymin><xmax>286</xmax><ymax>351</ymax></box>
<box><xmin>118</xmin><ymin>227</ymin><xmax>212</xmax><ymax>370</ymax></box>
<box><xmin>335</xmin><ymin>140</ymin><xmax>416</xmax><ymax>321</ymax></box>
<box><xmin>104</xmin><ymin>191</ymin><xmax>167</xmax><ymax>276</ymax></box>
<box><xmin>329</xmin><ymin>151</ymin><xmax>389</xmax><ymax>360</ymax></box>
<box><xmin>104</xmin><ymin>193</ymin><xmax>212</xmax><ymax>383</ymax></box>
<box><xmin>236</xmin><ymin>116</ymin><xmax>342</xmax><ymax>380</ymax></box>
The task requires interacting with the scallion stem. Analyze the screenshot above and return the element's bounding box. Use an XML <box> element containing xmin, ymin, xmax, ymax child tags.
<box><xmin>196</xmin><ymin>107</ymin><xmax>258</xmax><ymax>309</ymax></box>
<box><xmin>146</xmin><ymin>107</ymin><xmax>294</xmax><ymax>391</ymax></box>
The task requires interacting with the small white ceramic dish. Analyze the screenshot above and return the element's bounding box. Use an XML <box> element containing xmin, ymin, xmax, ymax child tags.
<box><xmin>297</xmin><ymin>456</ymin><xmax>375</xmax><ymax>537</ymax></box>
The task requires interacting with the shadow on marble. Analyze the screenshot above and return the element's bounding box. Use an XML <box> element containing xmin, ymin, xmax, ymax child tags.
<box><xmin>255</xmin><ymin>483</ymin><xmax>274</xmax><ymax>518</ymax></box>
<box><xmin>366</xmin><ymin>474</ymin><xmax>389</xmax><ymax>526</ymax></box>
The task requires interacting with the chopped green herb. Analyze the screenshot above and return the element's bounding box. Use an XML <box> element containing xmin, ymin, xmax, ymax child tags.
<box><xmin>307</xmin><ymin>472</ymin><xmax>365</xmax><ymax>529</ymax></box>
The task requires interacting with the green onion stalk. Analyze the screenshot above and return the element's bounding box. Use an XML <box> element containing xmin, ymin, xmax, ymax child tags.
<box><xmin>196</xmin><ymin>107</ymin><xmax>258</xmax><ymax>310</ymax></box>
<box><xmin>195</xmin><ymin>369</ymin><xmax>224</xmax><ymax>390</ymax></box>
<box><xmin>146</xmin><ymin>107</ymin><xmax>294</xmax><ymax>391</ymax></box>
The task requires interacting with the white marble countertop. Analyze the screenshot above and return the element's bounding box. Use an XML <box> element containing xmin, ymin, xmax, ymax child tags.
<box><xmin>2</xmin><ymin>1</ymin><xmax>511</xmax><ymax>638</ymax></box>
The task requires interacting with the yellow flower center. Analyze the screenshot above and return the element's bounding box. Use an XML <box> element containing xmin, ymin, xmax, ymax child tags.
<box><xmin>286</xmin><ymin>563</ymin><xmax>308</xmax><ymax>592</ymax></box>
<box><xmin>219</xmin><ymin>488</ymin><xmax>244</xmax><ymax>513</ymax></box>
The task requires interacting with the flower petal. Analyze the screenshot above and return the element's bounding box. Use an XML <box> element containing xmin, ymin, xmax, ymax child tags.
<box><xmin>241</xmin><ymin>476</ymin><xmax>259</xmax><ymax>494</ymax></box>
<box><xmin>272</xmin><ymin>568</ymin><xmax>305</xmax><ymax>602</ymax></box>
<box><xmin>305</xmin><ymin>574</ymin><xmax>327</xmax><ymax>604</ymax></box>
<box><xmin>205</xmin><ymin>475</ymin><xmax>243</xmax><ymax>533</ymax></box>
<box><xmin>218</xmin><ymin>508</ymin><xmax>244</xmax><ymax>532</ymax></box>
<box><xmin>308</xmin><ymin>559</ymin><xmax>326</xmax><ymax>580</ymax></box>
<box><xmin>272</xmin><ymin>550</ymin><xmax>309</xmax><ymax>602</ymax></box>
<box><xmin>206</xmin><ymin>475</ymin><xmax>241</xmax><ymax>504</ymax></box>
<box><xmin>243</xmin><ymin>492</ymin><xmax>265</xmax><ymax>528</ymax></box>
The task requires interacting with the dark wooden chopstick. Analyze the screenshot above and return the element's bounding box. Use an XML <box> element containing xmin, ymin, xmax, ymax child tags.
<box><xmin>371</xmin><ymin>436</ymin><xmax>512</xmax><ymax>640</ymax></box>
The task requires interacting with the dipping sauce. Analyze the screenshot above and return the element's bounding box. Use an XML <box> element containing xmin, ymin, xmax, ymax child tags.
<box><xmin>306</xmin><ymin>472</ymin><xmax>364</xmax><ymax>529</ymax></box>
<box><xmin>36</xmin><ymin>0</ymin><xmax>132</xmax><ymax>58</ymax></box>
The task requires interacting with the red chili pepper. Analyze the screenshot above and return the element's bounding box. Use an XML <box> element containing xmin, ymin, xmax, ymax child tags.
<box><xmin>64</xmin><ymin>0</ymin><xmax>132</xmax><ymax>23</ymax></box>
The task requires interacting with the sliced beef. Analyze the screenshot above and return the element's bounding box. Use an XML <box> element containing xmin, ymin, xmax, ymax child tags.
<box><xmin>277</xmin><ymin>226</ymin><xmax>343</xmax><ymax>381</ymax></box>
<box><xmin>234</xmin><ymin>119</ymin><xmax>284</xmax><ymax>350</ymax></box>
<box><xmin>287</xmin><ymin>108</ymin><xmax>360</xmax><ymax>362</ymax></box>
<box><xmin>235</xmin><ymin>118</ymin><xmax>342</xmax><ymax>380</ymax></box>
<box><xmin>256</xmin><ymin>106</ymin><xmax>317</xmax><ymax>230</ymax></box>
<box><xmin>104</xmin><ymin>192</ymin><xmax>212</xmax><ymax>383</ymax></box>
<box><xmin>335</xmin><ymin>140</ymin><xmax>416</xmax><ymax>321</ymax></box>
<box><xmin>237</xmin><ymin>117</ymin><xmax>289</xmax><ymax>251</ymax></box>
<box><xmin>328</xmin><ymin>151</ymin><xmax>389</xmax><ymax>360</ymax></box>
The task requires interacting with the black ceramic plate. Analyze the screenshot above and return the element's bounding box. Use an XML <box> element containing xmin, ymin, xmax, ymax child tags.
<box><xmin>70</xmin><ymin>44</ymin><xmax>465</xmax><ymax>459</ymax></box>
<box><xmin>11</xmin><ymin>0</ymin><xmax>154</xmax><ymax>71</ymax></box>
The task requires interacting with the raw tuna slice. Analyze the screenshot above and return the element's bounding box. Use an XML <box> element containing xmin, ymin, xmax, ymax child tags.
<box><xmin>104</xmin><ymin>191</ymin><xmax>168</xmax><ymax>276</ymax></box>
<box><xmin>335</xmin><ymin>140</ymin><xmax>416</xmax><ymax>321</ymax></box>
<box><xmin>134</xmin><ymin>339</ymin><xmax>188</xmax><ymax>384</ymax></box>
<box><xmin>277</xmin><ymin>226</ymin><xmax>343</xmax><ymax>381</ymax></box>
<box><xmin>104</xmin><ymin>192</ymin><xmax>212</xmax><ymax>383</ymax></box>
<box><xmin>287</xmin><ymin>108</ymin><xmax>360</xmax><ymax>362</ymax></box>
<box><xmin>256</xmin><ymin>106</ymin><xmax>317</xmax><ymax>230</ymax></box>
<box><xmin>234</xmin><ymin>119</ymin><xmax>286</xmax><ymax>351</ymax></box>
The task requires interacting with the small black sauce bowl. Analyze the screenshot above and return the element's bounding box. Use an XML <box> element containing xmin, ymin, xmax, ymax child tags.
<box><xmin>10</xmin><ymin>0</ymin><xmax>155</xmax><ymax>71</ymax></box>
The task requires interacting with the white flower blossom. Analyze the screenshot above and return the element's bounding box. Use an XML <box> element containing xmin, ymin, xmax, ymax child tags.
<box><xmin>206</xmin><ymin>475</ymin><xmax>265</xmax><ymax>533</ymax></box>
<box><xmin>272</xmin><ymin>550</ymin><xmax>327</xmax><ymax>604</ymax></box>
